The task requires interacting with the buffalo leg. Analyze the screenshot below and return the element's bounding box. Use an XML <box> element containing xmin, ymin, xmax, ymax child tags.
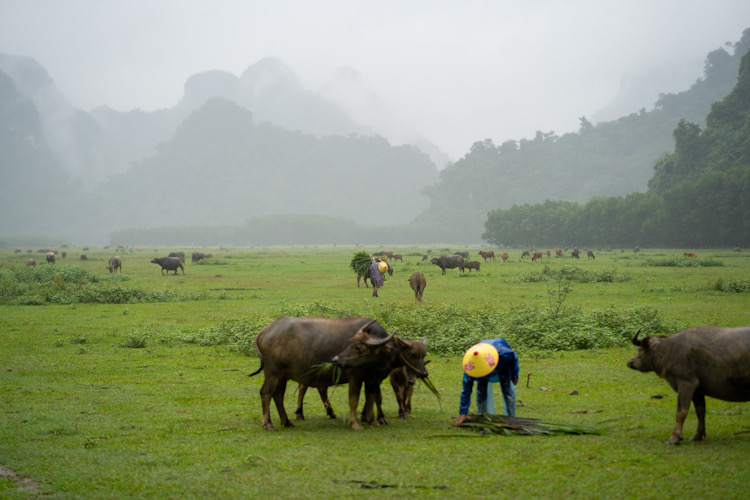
<box><xmin>669</xmin><ymin>380</ymin><xmax>698</xmax><ymax>444</ymax></box>
<box><xmin>295</xmin><ymin>384</ymin><xmax>309</xmax><ymax>420</ymax></box>
<box><xmin>347</xmin><ymin>379</ymin><xmax>364</xmax><ymax>430</ymax></box>
<box><xmin>272</xmin><ymin>379</ymin><xmax>293</xmax><ymax>428</ymax></box>
<box><xmin>690</xmin><ymin>392</ymin><xmax>707</xmax><ymax>441</ymax></box>
<box><xmin>404</xmin><ymin>382</ymin><xmax>414</xmax><ymax>416</ymax></box>
<box><xmin>260</xmin><ymin>376</ymin><xmax>280</xmax><ymax>430</ymax></box>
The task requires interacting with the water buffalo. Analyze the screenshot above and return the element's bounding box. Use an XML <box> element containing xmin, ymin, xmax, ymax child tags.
<box><xmin>571</xmin><ymin>249</ymin><xmax>580</xmax><ymax>259</ymax></box>
<box><xmin>555</xmin><ymin>248</ymin><xmax>563</xmax><ymax>257</ymax></box>
<box><xmin>408</xmin><ymin>272</ymin><xmax>426</xmax><ymax>302</ymax></box>
<box><xmin>357</xmin><ymin>261</ymin><xmax>393</xmax><ymax>287</ymax></box>
<box><xmin>465</xmin><ymin>261</ymin><xmax>481</xmax><ymax>272</ymax></box>
<box><xmin>332</xmin><ymin>329</ymin><xmax>429</xmax><ymax>428</ymax></box>
<box><xmin>250</xmin><ymin>317</ymin><xmax>413</xmax><ymax>430</ymax></box>
<box><xmin>501</xmin><ymin>252</ymin><xmax>509</xmax><ymax>263</ymax></box>
<box><xmin>627</xmin><ymin>327</ymin><xmax>750</xmax><ymax>444</ymax></box>
<box><xmin>453</xmin><ymin>251</ymin><xmax>470</xmax><ymax>259</ymax></box>
<box><xmin>192</xmin><ymin>251</ymin><xmax>205</xmax><ymax>263</ymax></box>
<box><xmin>478</xmin><ymin>250</ymin><xmax>495</xmax><ymax>262</ymax></box>
<box><xmin>80</xmin><ymin>254</ymin><xmax>88</xmax><ymax>261</ymax></box>
<box><xmin>151</xmin><ymin>256</ymin><xmax>185</xmax><ymax>275</ymax></box>
<box><xmin>390</xmin><ymin>357</ymin><xmax>428</xmax><ymax>419</ymax></box>
<box><xmin>521</xmin><ymin>250</ymin><xmax>530</xmax><ymax>259</ymax></box>
<box><xmin>392</xmin><ymin>254</ymin><xmax>403</xmax><ymax>262</ymax></box>
<box><xmin>371</xmin><ymin>250</ymin><xmax>393</xmax><ymax>259</ymax></box>
<box><xmin>168</xmin><ymin>251</ymin><xmax>185</xmax><ymax>259</ymax></box>
<box><xmin>531</xmin><ymin>252</ymin><xmax>543</xmax><ymax>262</ymax></box>
<box><xmin>45</xmin><ymin>252</ymin><xmax>55</xmax><ymax>264</ymax></box>
<box><xmin>587</xmin><ymin>250</ymin><xmax>596</xmax><ymax>259</ymax></box>
<box><xmin>107</xmin><ymin>256</ymin><xmax>122</xmax><ymax>273</ymax></box>
<box><xmin>431</xmin><ymin>255</ymin><xmax>464</xmax><ymax>275</ymax></box>
<box><xmin>26</xmin><ymin>258</ymin><xmax>36</xmax><ymax>266</ymax></box>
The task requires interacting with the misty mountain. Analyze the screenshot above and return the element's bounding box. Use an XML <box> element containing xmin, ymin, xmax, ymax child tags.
<box><xmin>0</xmin><ymin>54</ymin><xmax>126</xmax><ymax>188</ymax></box>
<box><xmin>411</xmin><ymin>29</ymin><xmax>750</xmax><ymax>243</ymax></box>
<box><xmin>91</xmin><ymin>97</ymin><xmax>438</xmax><ymax>231</ymax></box>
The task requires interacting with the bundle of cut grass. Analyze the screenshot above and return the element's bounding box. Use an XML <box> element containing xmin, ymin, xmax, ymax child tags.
<box><xmin>349</xmin><ymin>250</ymin><xmax>372</xmax><ymax>277</ymax></box>
<box><xmin>457</xmin><ymin>414</ymin><xmax>602</xmax><ymax>436</ymax></box>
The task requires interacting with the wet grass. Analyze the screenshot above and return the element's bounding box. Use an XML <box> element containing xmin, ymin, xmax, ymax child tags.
<box><xmin>1</xmin><ymin>246</ymin><xmax>749</xmax><ymax>497</ymax></box>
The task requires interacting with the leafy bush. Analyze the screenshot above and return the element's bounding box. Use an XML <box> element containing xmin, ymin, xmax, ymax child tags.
<box><xmin>713</xmin><ymin>278</ymin><xmax>750</xmax><ymax>292</ymax></box>
<box><xmin>645</xmin><ymin>257</ymin><xmax>724</xmax><ymax>267</ymax></box>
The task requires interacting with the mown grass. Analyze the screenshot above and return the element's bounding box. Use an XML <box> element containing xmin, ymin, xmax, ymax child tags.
<box><xmin>1</xmin><ymin>246</ymin><xmax>750</xmax><ymax>498</ymax></box>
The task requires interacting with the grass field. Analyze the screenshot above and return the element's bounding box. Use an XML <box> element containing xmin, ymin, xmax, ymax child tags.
<box><xmin>1</xmin><ymin>246</ymin><xmax>750</xmax><ymax>498</ymax></box>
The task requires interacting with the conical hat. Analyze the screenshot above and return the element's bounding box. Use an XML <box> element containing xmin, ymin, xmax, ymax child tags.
<box><xmin>462</xmin><ymin>342</ymin><xmax>499</xmax><ymax>378</ymax></box>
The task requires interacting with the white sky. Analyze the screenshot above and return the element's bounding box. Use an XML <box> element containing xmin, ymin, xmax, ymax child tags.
<box><xmin>1</xmin><ymin>0</ymin><xmax>749</xmax><ymax>158</ymax></box>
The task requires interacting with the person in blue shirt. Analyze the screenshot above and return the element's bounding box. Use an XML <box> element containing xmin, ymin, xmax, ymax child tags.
<box><xmin>455</xmin><ymin>338</ymin><xmax>519</xmax><ymax>425</ymax></box>
<box><xmin>368</xmin><ymin>259</ymin><xmax>385</xmax><ymax>297</ymax></box>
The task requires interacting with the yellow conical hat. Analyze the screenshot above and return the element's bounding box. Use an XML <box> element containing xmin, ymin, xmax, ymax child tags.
<box><xmin>462</xmin><ymin>342</ymin><xmax>499</xmax><ymax>378</ymax></box>
<box><xmin>377</xmin><ymin>261</ymin><xmax>388</xmax><ymax>273</ymax></box>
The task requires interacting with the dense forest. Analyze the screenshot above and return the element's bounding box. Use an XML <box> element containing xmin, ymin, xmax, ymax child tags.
<box><xmin>482</xmin><ymin>48</ymin><xmax>750</xmax><ymax>249</ymax></box>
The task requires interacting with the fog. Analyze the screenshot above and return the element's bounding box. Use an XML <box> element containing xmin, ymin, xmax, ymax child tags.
<box><xmin>1</xmin><ymin>0</ymin><xmax>749</xmax><ymax>159</ymax></box>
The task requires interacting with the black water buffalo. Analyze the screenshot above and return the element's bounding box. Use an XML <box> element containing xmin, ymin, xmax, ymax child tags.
<box><xmin>192</xmin><ymin>251</ymin><xmax>205</xmax><ymax>263</ymax></box>
<box><xmin>453</xmin><ymin>251</ymin><xmax>470</xmax><ymax>259</ymax></box>
<box><xmin>151</xmin><ymin>256</ymin><xmax>185</xmax><ymax>275</ymax></box>
<box><xmin>357</xmin><ymin>261</ymin><xmax>393</xmax><ymax>287</ymax></box>
<box><xmin>107</xmin><ymin>255</ymin><xmax>122</xmax><ymax>273</ymax></box>
<box><xmin>168</xmin><ymin>251</ymin><xmax>185</xmax><ymax>259</ymax></box>
<box><xmin>250</xmin><ymin>317</ymin><xmax>389</xmax><ymax>430</ymax></box>
<box><xmin>627</xmin><ymin>326</ymin><xmax>750</xmax><ymax>444</ymax></box>
<box><xmin>45</xmin><ymin>252</ymin><xmax>55</xmax><ymax>264</ymax></box>
<box><xmin>408</xmin><ymin>272</ymin><xmax>426</xmax><ymax>302</ymax></box>
<box><xmin>431</xmin><ymin>255</ymin><xmax>464</xmax><ymax>275</ymax></box>
<box><xmin>332</xmin><ymin>329</ymin><xmax>429</xmax><ymax>428</ymax></box>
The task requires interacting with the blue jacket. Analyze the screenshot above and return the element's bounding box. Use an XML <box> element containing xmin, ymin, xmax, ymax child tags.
<box><xmin>459</xmin><ymin>338</ymin><xmax>519</xmax><ymax>415</ymax></box>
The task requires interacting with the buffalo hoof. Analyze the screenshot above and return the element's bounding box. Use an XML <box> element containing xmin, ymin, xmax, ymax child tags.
<box><xmin>350</xmin><ymin>422</ymin><xmax>364</xmax><ymax>430</ymax></box>
<box><xmin>262</xmin><ymin>423</ymin><xmax>276</xmax><ymax>431</ymax></box>
<box><xmin>689</xmin><ymin>433</ymin><xmax>705</xmax><ymax>442</ymax></box>
<box><xmin>378</xmin><ymin>418</ymin><xmax>388</xmax><ymax>425</ymax></box>
<box><xmin>666</xmin><ymin>436</ymin><xmax>682</xmax><ymax>445</ymax></box>
<box><xmin>295</xmin><ymin>414</ymin><xmax>305</xmax><ymax>421</ymax></box>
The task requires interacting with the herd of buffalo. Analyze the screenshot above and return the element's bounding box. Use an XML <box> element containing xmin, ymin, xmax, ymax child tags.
<box><xmin>15</xmin><ymin>246</ymin><xmax>750</xmax><ymax>443</ymax></box>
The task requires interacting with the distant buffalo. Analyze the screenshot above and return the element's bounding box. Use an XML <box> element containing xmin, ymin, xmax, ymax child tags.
<box><xmin>151</xmin><ymin>256</ymin><xmax>185</xmax><ymax>275</ymax></box>
<box><xmin>26</xmin><ymin>258</ymin><xmax>37</xmax><ymax>267</ymax></box>
<box><xmin>45</xmin><ymin>252</ymin><xmax>55</xmax><ymax>264</ymax></box>
<box><xmin>107</xmin><ymin>256</ymin><xmax>122</xmax><ymax>273</ymax></box>
<box><xmin>464</xmin><ymin>261</ymin><xmax>480</xmax><ymax>272</ymax></box>
<box><xmin>431</xmin><ymin>255</ymin><xmax>464</xmax><ymax>275</ymax></box>
<box><xmin>408</xmin><ymin>272</ymin><xmax>426</xmax><ymax>302</ymax></box>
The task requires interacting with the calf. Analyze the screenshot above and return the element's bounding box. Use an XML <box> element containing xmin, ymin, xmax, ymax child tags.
<box><xmin>683</xmin><ymin>252</ymin><xmax>698</xmax><ymax>258</ymax></box>
<box><xmin>531</xmin><ymin>252</ymin><xmax>543</xmax><ymax>262</ymax></box>
<box><xmin>392</xmin><ymin>254</ymin><xmax>403</xmax><ymax>262</ymax></box>
<box><xmin>501</xmin><ymin>252</ymin><xmax>509</xmax><ymax>263</ymax></box>
<box><xmin>627</xmin><ymin>327</ymin><xmax>750</xmax><ymax>444</ymax></box>
<box><xmin>464</xmin><ymin>260</ymin><xmax>481</xmax><ymax>272</ymax></box>
<box><xmin>389</xmin><ymin>341</ymin><xmax>429</xmax><ymax>419</ymax></box>
<box><xmin>151</xmin><ymin>256</ymin><xmax>185</xmax><ymax>275</ymax></box>
<box><xmin>478</xmin><ymin>250</ymin><xmax>495</xmax><ymax>262</ymax></box>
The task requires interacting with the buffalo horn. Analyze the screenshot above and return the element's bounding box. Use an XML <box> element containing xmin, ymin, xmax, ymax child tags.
<box><xmin>364</xmin><ymin>331</ymin><xmax>397</xmax><ymax>346</ymax></box>
<box><xmin>631</xmin><ymin>328</ymin><xmax>642</xmax><ymax>346</ymax></box>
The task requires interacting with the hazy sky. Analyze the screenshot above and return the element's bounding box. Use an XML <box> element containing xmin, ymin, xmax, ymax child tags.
<box><xmin>1</xmin><ymin>0</ymin><xmax>749</xmax><ymax>158</ymax></box>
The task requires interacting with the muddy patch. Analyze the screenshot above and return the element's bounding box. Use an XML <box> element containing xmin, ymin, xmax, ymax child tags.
<box><xmin>0</xmin><ymin>465</ymin><xmax>43</xmax><ymax>494</ymax></box>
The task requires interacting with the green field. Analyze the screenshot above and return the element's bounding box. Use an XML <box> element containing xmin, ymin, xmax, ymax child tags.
<box><xmin>2</xmin><ymin>246</ymin><xmax>750</xmax><ymax>498</ymax></box>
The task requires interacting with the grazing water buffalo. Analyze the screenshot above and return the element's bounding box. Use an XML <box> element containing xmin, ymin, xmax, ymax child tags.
<box><xmin>107</xmin><ymin>256</ymin><xmax>122</xmax><ymax>273</ymax></box>
<box><xmin>357</xmin><ymin>261</ymin><xmax>393</xmax><ymax>287</ymax></box>
<box><xmin>45</xmin><ymin>252</ymin><xmax>55</xmax><ymax>264</ymax></box>
<box><xmin>555</xmin><ymin>248</ymin><xmax>563</xmax><ymax>257</ymax></box>
<box><xmin>192</xmin><ymin>251</ymin><xmax>205</xmax><ymax>263</ymax></box>
<box><xmin>627</xmin><ymin>327</ymin><xmax>750</xmax><ymax>444</ymax></box>
<box><xmin>250</xmin><ymin>317</ymin><xmax>428</xmax><ymax>430</ymax></box>
<box><xmin>587</xmin><ymin>250</ymin><xmax>596</xmax><ymax>259</ymax></box>
<box><xmin>332</xmin><ymin>328</ymin><xmax>429</xmax><ymax>428</ymax></box>
<box><xmin>478</xmin><ymin>250</ymin><xmax>495</xmax><ymax>262</ymax></box>
<box><xmin>431</xmin><ymin>255</ymin><xmax>464</xmax><ymax>275</ymax></box>
<box><xmin>531</xmin><ymin>252</ymin><xmax>543</xmax><ymax>262</ymax></box>
<box><xmin>151</xmin><ymin>256</ymin><xmax>185</xmax><ymax>275</ymax></box>
<box><xmin>571</xmin><ymin>249</ymin><xmax>580</xmax><ymax>259</ymax></box>
<box><xmin>26</xmin><ymin>258</ymin><xmax>36</xmax><ymax>267</ymax></box>
<box><xmin>501</xmin><ymin>252</ymin><xmax>509</xmax><ymax>263</ymax></box>
<box><xmin>453</xmin><ymin>251</ymin><xmax>470</xmax><ymax>259</ymax></box>
<box><xmin>80</xmin><ymin>254</ymin><xmax>88</xmax><ymax>261</ymax></box>
<box><xmin>465</xmin><ymin>260</ymin><xmax>481</xmax><ymax>272</ymax></box>
<box><xmin>392</xmin><ymin>254</ymin><xmax>403</xmax><ymax>262</ymax></box>
<box><xmin>521</xmin><ymin>250</ymin><xmax>530</xmax><ymax>259</ymax></box>
<box><xmin>408</xmin><ymin>272</ymin><xmax>426</xmax><ymax>302</ymax></box>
